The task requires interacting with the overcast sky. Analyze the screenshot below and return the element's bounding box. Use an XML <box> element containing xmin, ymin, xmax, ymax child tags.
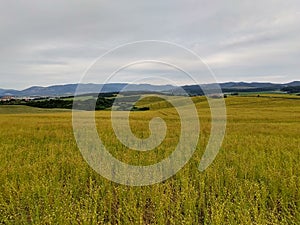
<box><xmin>1</xmin><ymin>0</ymin><xmax>299</xmax><ymax>89</ymax></box>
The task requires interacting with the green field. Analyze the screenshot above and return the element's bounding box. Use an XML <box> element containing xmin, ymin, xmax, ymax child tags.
<box><xmin>0</xmin><ymin>95</ymin><xmax>299</xmax><ymax>224</ymax></box>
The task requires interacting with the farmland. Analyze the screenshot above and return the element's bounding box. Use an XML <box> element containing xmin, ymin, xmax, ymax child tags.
<box><xmin>0</xmin><ymin>95</ymin><xmax>299</xmax><ymax>224</ymax></box>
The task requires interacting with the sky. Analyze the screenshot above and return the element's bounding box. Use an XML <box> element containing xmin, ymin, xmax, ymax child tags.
<box><xmin>0</xmin><ymin>0</ymin><xmax>299</xmax><ymax>90</ymax></box>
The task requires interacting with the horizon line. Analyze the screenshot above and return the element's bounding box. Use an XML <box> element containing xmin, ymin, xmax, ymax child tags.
<box><xmin>1</xmin><ymin>80</ymin><xmax>299</xmax><ymax>91</ymax></box>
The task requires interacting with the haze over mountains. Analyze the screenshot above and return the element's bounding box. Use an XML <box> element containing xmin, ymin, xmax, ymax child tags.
<box><xmin>0</xmin><ymin>81</ymin><xmax>299</xmax><ymax>97</ymax></box>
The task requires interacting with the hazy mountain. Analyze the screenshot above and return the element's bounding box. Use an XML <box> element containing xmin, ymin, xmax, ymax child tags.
<box><xmin>0</xmin><ymin>88</ymin><xmax>20</xmax><ymax>96</ymax></box>
<box><xmin>0</xmin><ymin>81</ymin><xmax>299</xmax><ymax>97</ymax></box>
<box><xmin>285</xmin><ymin>81</ymin><xmax>300</xmax><ymax>87</ymax></box>
<box><xmin>179</xmin><ymin>81</ymin><xmax>299</xmax><ymax>95</ymax></box>
<box><xmin>219</xmin><ymin>82</ymin><xmax>282</xmax><ymax>89</ymax></box>
<box><xmin>0</xmin><ymin>83</ymin><xmax>175</xmax><ymax>97</ymax></box>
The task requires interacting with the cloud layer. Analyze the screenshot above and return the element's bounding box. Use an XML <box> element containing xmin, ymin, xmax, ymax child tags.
<box><xmin>1</xmin><ymin>0</ymin><xmax>299</xmax><ymax>89</ymax></box>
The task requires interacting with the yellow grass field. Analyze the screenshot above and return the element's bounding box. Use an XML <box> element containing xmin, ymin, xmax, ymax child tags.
<box><xmin>0</xmin><ymin>95</ymin><xmax>299</xmax><ymax>224</ymax></box>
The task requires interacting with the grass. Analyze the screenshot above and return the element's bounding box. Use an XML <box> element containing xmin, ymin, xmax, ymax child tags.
<box><xmin>238</xmin><ymin>92</ymin><xmax>300</xmax><ymax>98</ymax></box>
<box><xmin>0</xmin><ymin>105</ymin><xmax>70</xmax><ymax>114</ymax></box>
<box><xmin>0</xmin><ymin>95</ymin><xmax>299</xmax><ymax>224</ymax></box>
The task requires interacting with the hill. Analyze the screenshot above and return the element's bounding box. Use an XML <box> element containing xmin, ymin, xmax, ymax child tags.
<box><xmin>0</xmin><ymin>81</ymin><xmax>299</xmax><ymax>97</ymax></box>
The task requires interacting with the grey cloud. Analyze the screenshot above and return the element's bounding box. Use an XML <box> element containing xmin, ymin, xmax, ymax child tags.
<box><xmin>0</xmin><ymin>0</ymin><xmax>299</xmax><ymax>89</ymax></box>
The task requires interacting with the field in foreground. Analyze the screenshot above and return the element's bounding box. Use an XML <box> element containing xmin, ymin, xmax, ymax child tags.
<box><xmin>0</xmin><ymin>95</ymin><xmax>299</xmax><ymax>224</ymax></box>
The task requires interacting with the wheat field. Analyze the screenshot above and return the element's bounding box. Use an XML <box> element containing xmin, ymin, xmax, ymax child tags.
<box><xmin>0</xmin><ymin>95</ymin><xmax>299</xmax><ymax>224</ymax></box>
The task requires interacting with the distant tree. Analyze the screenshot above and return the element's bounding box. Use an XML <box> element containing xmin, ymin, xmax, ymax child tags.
<box><xmin>281</xmin><ymin>86</ymin><xmax>300</xmax><ymax>93</ymax></box>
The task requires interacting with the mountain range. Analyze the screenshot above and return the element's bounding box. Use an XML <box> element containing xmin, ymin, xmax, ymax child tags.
<box><xmin>0</xmin><ymin>81</ymin><xmax>299</xmax><ymax>97</ymax></box>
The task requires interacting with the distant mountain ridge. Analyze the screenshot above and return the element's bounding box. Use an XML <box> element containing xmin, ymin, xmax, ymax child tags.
<box><xmin>0</xmin><ymin>81</ymin><xmax>299</xmax><ymax>97</ymax></box>
<box><xmin>181</xmin><ymin>81</ymin><xmax>300</xmax><ymax>95</ymax></box>
<box><xmin>0</xmin><ymin>83</ymin><xmax>175</xmax><ymax>97</ymax></box>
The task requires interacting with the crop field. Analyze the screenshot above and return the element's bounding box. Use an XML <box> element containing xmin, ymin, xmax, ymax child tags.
<box><xmin>0</xmin><ymin>95</ymin><xmax>299</xmax><ymax>224</ymax></box>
